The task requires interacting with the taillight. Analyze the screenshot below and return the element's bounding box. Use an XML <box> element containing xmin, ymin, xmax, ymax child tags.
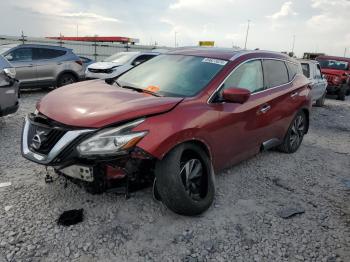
<box><xmin>75</xmin><ymin>60</ymin><xmax>83</xmax><ymax>66</ymax></box>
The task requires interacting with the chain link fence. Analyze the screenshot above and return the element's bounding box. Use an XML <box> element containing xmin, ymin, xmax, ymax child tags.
<box><xmin>0</xmin><ymin>35</ymin><xmax>170</xmax><ymax>61</ymax></box>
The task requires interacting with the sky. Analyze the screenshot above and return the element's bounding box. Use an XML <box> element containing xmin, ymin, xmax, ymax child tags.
<box><xmin>0</xmin><ymin>0</ymin><xmax>349</xmax><ymax>57</ymax></box>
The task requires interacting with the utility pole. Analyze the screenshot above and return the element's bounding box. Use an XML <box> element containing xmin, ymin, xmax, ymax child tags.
<box><xmin>291</xmin><ymin>35</ymin><xmax>296</xmax><ymax>54</ymax></box>
<box><xmin>244</xmin><ymin>20</ymin><xmax>250</xmax><ymax>49</ymax></box>
<box><xmin>76</xmin><ymin>24</ymin><xmax>79</xmax><ymax>38</ymax></box>
<box><xmin>344</xmin><ymin>48</ymin><xmax>347</xmax><ymax>57</ymax></box>
<box><xmin>20</xmin><ymin>30</ymin><xmax>26</xmax><ymax>44</ymax></box>
<box><xmin>174</xmin><ymin>31</ymin><xmax>177</xmax><ymax>48</ymax></box>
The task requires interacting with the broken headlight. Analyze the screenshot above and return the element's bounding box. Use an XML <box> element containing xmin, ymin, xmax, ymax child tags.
<box><xmin>77</xmin><ymin>118</ymin><xmax>147</xmax><ymax>156</ymax></box>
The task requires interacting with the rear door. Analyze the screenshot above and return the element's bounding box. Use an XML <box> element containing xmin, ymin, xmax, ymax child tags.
<box><xmin>32</xmin><ymin>48</ymin><xmax>67</xmax><ymax>85</ymax></box>
<box><xmin>263</xmin><ymin>59</ymin><xmax>305</xmax><ymax>141</ymax></box>
<box><xmin>315</xmin><ymin>63</ymin><xmax>327</xmax><ymax>97</ymax></box>
<box><xmin>4</xmin><ymin>47</ymin><xmax>36</xmax><ymax>86</ymax></box>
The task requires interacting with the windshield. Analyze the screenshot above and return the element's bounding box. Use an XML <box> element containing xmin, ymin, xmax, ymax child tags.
<box><xmin>318</xmin><ymin>60</ymin><xmax>349</xmax><ymax>70</ymax></box>
<box><xmin>0</xmin><ymin>45</ymin><xmax>14</xmax><ymax>55</ymax></box>
<box><xmin>117</xmin><ymin>54</ymin><xmax>227</xmax><ymax>97</ymax></box>
<box><xmin>103</xmin><ymin>52</ymin><xmax>136</xmax><ymax>63</ymax></box>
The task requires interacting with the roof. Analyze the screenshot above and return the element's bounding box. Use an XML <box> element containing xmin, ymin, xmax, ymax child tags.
<box><xmin>298</xmin><ymin>59</ymin><xmax>319</xmax><ymax>64</ymax></box>
<box><xmin>167</xmin><ymin>47</ymin><xmax>294</xmax><ymax>62</ymax></box>
<box><xmin>8</xmin><ymin>44</ymin><xmax>70</xmax><ymax>51</ymax></box>
<box><xmin>168</xmin><ymin>47</ymin><xmax>242</xmax><ymax>60</ymax></box>
<box><xmin>317</xmin><ymin>55</ymin><xmax>350</xmax><ymax>63</ymax></box>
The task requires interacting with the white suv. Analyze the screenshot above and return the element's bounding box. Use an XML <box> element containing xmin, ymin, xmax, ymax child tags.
<box><xmin>86</xmin><ymin>51</ymin><xmax>159</xmax><ymax>81</ymax></box>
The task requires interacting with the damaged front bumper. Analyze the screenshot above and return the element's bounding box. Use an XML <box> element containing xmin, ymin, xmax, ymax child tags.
<box><xmin>21</xmin><ymin>114</ymin><xmax>156</xmax><ymax>193</ymax></box>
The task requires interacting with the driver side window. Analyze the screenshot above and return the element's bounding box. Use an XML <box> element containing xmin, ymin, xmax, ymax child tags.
<box><xmin>222</xmin><ymin>60</ymin><xmax>264</xmax><ymax>93</ymax></box>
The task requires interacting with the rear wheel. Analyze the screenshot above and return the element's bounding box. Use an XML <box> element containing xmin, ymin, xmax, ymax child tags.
<box><xmin>337</xmin><ymin>84</ymin><xmax>347</xmax><ymax>101</ymax></box>
<box><xmin>155</xmin><ymin>143</ymin><xmax>215</xmax><ymax>216</ymax></box>
<box><xmin>278</xmin><ymin>111</ymin><xmax>307</xmax><ymax>154</ymax></box>
<box><xmin>315</xmin><ymin>92</ymin><xmax>326</xmax><ymax>107</ymax></box>
<box><xmin>57</xmin><ymin>73</ymin><xmax>77</xmax><ymax>87</ymax></box>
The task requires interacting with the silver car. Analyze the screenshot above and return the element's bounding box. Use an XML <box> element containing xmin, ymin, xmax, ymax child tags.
<box><xmin>299</xmin><ymin>59</ymin><xmax>328</xmax><ymax>107</ymax></box>
<box><xmin>0</xmin><ymin>44</ymin><xmax>84</xmax><ymax>88</ymax></box>
<box><xmin>0</xmin><ymin>55</ymin><xmax>19</xmax><ymax>117</ymax></box>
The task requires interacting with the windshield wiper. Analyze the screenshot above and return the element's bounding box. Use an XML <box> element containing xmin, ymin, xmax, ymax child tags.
<box><xmin>120</xmin><ymin>85</ymin><xmax>162</xmax><ymax>97</ymax></box>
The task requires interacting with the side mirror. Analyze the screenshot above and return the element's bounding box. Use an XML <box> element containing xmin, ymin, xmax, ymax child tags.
<box><xmin>5</xmin><ymin>54</ymin><xmax>13</xmax><ymax>61</ymax></box>
<box><xmin>132</xmin><ymin>61</ymin><xmax>142</xmax><ymax>66</ymax></box>
<box><xmin>222</xmin><ymin>88</ymin><xmax>251</xmax><ymax>104</ymax></box>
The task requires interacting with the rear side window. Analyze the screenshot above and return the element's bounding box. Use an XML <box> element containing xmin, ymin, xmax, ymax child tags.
<box><xmin>6</xmin><ymin>48</ymin><xmax>32</xmax><ymax>62</ymax></box>
<box><xmin>287</xmin><ymin>62</ymin><xmax>302</xmax><ymax>80</ymax></box>
<box><xmin>33</xmin><ymin>48</ymin><xmax>66</xmax><ymax>60</ymax></box>
<box><xmin>263</xmin><ymin>60</ymin><xmax>289</xmax><ymax>88</ymax></box>
<box><xmin>222</xmin><ymin>60</ymin><xmax>264</xmax><ymax>93</ymax></box>
<box><xmin>301</xmin><ymin>63</ymin><xmax>310</xmax><ymax>78</ymax></box>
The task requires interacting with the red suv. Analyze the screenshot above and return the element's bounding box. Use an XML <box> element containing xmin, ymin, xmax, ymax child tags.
<box><xmin>22</xmin><ymin>48</ymin><xmax>311</xmax><ymax>216</ymax></box>
<box><xmin>316</xmin><ymin>56</ymin><xmax>350</xmax><ymax>100</ymax></box>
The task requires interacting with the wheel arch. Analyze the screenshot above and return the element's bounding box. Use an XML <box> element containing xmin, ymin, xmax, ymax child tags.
<box><xmin>55</xmin><ymin>70</ymin><xmax>79</xmax><ymax>85</ymax></box>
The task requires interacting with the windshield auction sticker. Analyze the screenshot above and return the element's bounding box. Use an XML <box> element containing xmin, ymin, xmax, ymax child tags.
<box><xmin>202</xmin><ymin>58</ymin><xmax>228</xmax><ymax>66</ymax></box>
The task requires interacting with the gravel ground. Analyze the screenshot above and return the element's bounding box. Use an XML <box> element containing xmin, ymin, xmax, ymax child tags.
<box><xmin>0</xmin><ymin>90</ymin><xmax>349</xmax><ymax>262</ymax></box>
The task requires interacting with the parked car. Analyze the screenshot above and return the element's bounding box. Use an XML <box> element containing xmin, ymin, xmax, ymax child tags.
<box><xmin>85</xmin><ymin>51</ymin><xmax>159</xmax><ymax>81</ymax></box>
<box><xmin>79</xmin><ymin>56</ymin><xmax>95</xmax><ymax>69</ymax></box>
<box><xmin>0</xmin><ymin>55</ymin><xmax>19</xmax><ymax>117</ymax></box>
<box><xmin>21</xmin><ymin>48</ymin><xmax>311</xmax><ymax>216</ymax></box>
<box><xmin>0</xmin><ymin>44</ymin><xmax>85</xmax><ymax>88</ymax></box>
<box><xmin>316</xmin><ymin>56</ymin><xmax>350</xmax><ymax>100</ymax></box>
<box><xmin>299</xmin><ymin>59</ymin><xmax>328</xmax><ymax>106</ymax></box>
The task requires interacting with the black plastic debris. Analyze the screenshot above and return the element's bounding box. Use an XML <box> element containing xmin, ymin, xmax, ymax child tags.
<box><xmin>277</xmin><ymin>206</ymin><xmax>305</xmax><ymax>219</ymax></box>
<box><xmin>57</xmin><ymin>209</ymin><xmax>84</xmax><ymax>226</ymax></box>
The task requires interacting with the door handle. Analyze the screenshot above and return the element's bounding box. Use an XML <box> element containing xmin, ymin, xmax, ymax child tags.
<box><xmin>290</xmin><ymin>91</ymin><xmax>299</xmax><ymax>98</ymax></box>
<box><xmin>259</xmin><ymin>104</ymin><xmax>271</xmax><ymax>114</ymax></box>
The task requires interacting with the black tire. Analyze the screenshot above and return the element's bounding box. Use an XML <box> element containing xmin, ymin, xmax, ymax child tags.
<box><xmin>315</xmin><ymin>92</ymin><xmax>326</xmax><ymax>107</ymax></box>
<box><xmin>155</xmin><ymin>143</ymin><xmax>215</xmax><ymax>216</ymax></box>
<box><xmin>278</xmin><ymin>111</ymin><xmax>307</xmax><ymax>154</ymax></box>
<box><xmin>57</xmin><ymin>73</ymin><xmax>77</xmax><ymax>87</ymax></box>
<box><xmin>337</xmin><ymin>85</ymin><xmax>347</xmax><ymax>101</ymax></box>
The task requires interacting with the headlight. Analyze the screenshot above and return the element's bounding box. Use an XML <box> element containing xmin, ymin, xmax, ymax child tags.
<box><xmin>77</xmin><ymin>118</ymin><xmax>147</xmax><ymax>156</ymax></box>
<box><xmin>4</xmin><ymin>68</ymin><xmax>16</xmax><ymax>79</ymax></box>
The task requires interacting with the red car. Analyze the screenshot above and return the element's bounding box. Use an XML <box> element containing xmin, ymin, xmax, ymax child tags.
<box><xmin>22</xmin><ymin>48</ymin><xmax>311</xmax><ymax>216</ymax></box>
<box><xmin>316</xmin><ymin>56</ymin><xmax>350</xmax><ymax>100</ymax></box>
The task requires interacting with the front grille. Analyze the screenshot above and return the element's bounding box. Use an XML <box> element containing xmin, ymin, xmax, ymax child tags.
<box><xmin>27</xmin><ymin>115</ymin><xmax>67</xmax><ymax>155</ymax></box>
<box><xmin>88</xmin><ymin>68</ymin><xmax>112</xmax><ymax>74</ymax></box>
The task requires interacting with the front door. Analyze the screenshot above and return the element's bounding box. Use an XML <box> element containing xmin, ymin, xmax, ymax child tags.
<box><xmin>4</xmin><ymin>47</ymin><xmax>36</xmax><ymax>87</ymax></box>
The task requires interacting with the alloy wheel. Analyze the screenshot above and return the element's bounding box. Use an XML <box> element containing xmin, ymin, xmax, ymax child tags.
<box><xmin>180</xmin><ymin>158</ymin><xmax>203</xmax><ymax>201</ymax></box>
<box><xmin>289</xmin><ymin>114</ymin><xmax>305</xmax><ymax>150</ymax></box>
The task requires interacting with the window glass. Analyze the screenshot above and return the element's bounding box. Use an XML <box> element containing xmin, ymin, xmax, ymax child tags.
<box><xmin>33</xmin><ymin>48</ymin><xmax>66</xmax><ymax>60</ymax></box>
<box><xmin>222</xmin><ymin>60</ymin><xmax>264</xmax><ymax>93</ymax></box>
<box><xmin>287</xmin><ymin>62</ymin><xmax>301</xmax><ymax>80</ymax></box>
<box><xmin>104</xmin><ymin>52</ymin><xmax>137</xmax><ymax>64</ymax></box>
<box><xmin>318</xmin><ymin>59</ymin><xmax>349</xmax><ymax>70</ymax></box>
<box><xmin>315</xmin><ymin>64</ymin><xmax>322</xmax><ymax>78</ymax></box>
<box><xmin>301</xmin><ymin>63</ymin><xmax>310</xmax><ymax>78</ymax></box>
<box><xmin>132</xmin><ymin>55</ymin><xmax>156</xmax><ymax>66</ymax></box>
<box><xmin>263</xmin><ymin>60</ymin><xmax>289</xmax><ymax>87</ymax></box>
<box><xmin>118</xmin><ymin>54</ymin><xmax>225</xmax><ymax>97</ymax></box>
<box><xmin>6</xmin><ymin>48</ymin><xmax>32</xmax><ymax>62</ymax></box>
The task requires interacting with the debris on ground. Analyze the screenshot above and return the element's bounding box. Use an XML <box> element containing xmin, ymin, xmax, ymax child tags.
<box><xmin>4</xmin><ymin>205</ymin><xmax>13</xmax><ymax>212</ymax></box>
<box><xmin>0</xmin><ymin>182</ymin><xmax>11</xmax><ymax>188</ymax></box>
<box><xmin>57</xmin><ymin>209</ymin><xmax>84</xmax><ymax>226</ymax></box>
<box><xmin>277</xmin><ymin>206</ymin><xmax>305</xmax><ymax>219</ymax></box>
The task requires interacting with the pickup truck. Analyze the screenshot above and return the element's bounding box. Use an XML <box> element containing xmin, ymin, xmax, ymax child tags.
<box><xmin>0</xmin><ymin>55</ymin><xmax>19</xmax><ymax>117</ymax></box>
<box><xmin>299</xmin><ymin>59</ymin><xmax>328</xmax><ymax>106</ymax></box>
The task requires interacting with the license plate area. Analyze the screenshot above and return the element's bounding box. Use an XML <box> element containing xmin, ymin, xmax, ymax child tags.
<box><xmin>60</xmin><ymin>165</ymin><xmax>94</xmax><ymax>182</ymax></box>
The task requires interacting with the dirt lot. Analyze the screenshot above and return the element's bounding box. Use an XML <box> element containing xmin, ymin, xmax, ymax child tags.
<box><xmin>0</xmin><ymin>90</ymin><xmax>349</xmax><ymax>262</ymax></box>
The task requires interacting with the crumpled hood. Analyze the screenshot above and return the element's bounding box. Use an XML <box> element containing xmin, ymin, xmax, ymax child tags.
<box><xmin>37</xmin><ymin>80</ymin><xmax>183</xmax><ymax>128</ymax></box>
<box><xmin>88</xmin><ymin>62</ymin><xmax>121</xmax><ymax>70</ymax></box>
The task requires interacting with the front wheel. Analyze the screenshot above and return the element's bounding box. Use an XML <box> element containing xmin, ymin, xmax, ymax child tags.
<box><xmin>278</xmin><ymin>111</ymin><xmax>307</xmax><ymax>154</ymax></box>
<box><xmin>155</xmin><ymin>143</ymin><xmax>215</xmax><ymax>216</ymax></box>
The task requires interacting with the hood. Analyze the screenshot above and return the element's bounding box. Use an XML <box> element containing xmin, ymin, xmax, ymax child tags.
<box><xmin>88</xmin><ymin>62</ymin><xmax>121</xmax><ymax>70</ymax></box>
<box><xmin>37</xmin><ymin>80</ymin><xmax>183</xmax><ymax>128</ymax></box>
<box><xmin>321</xmin><ymin>68</ymin><xmax>349</xmax><ymax>77</ymax></box>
